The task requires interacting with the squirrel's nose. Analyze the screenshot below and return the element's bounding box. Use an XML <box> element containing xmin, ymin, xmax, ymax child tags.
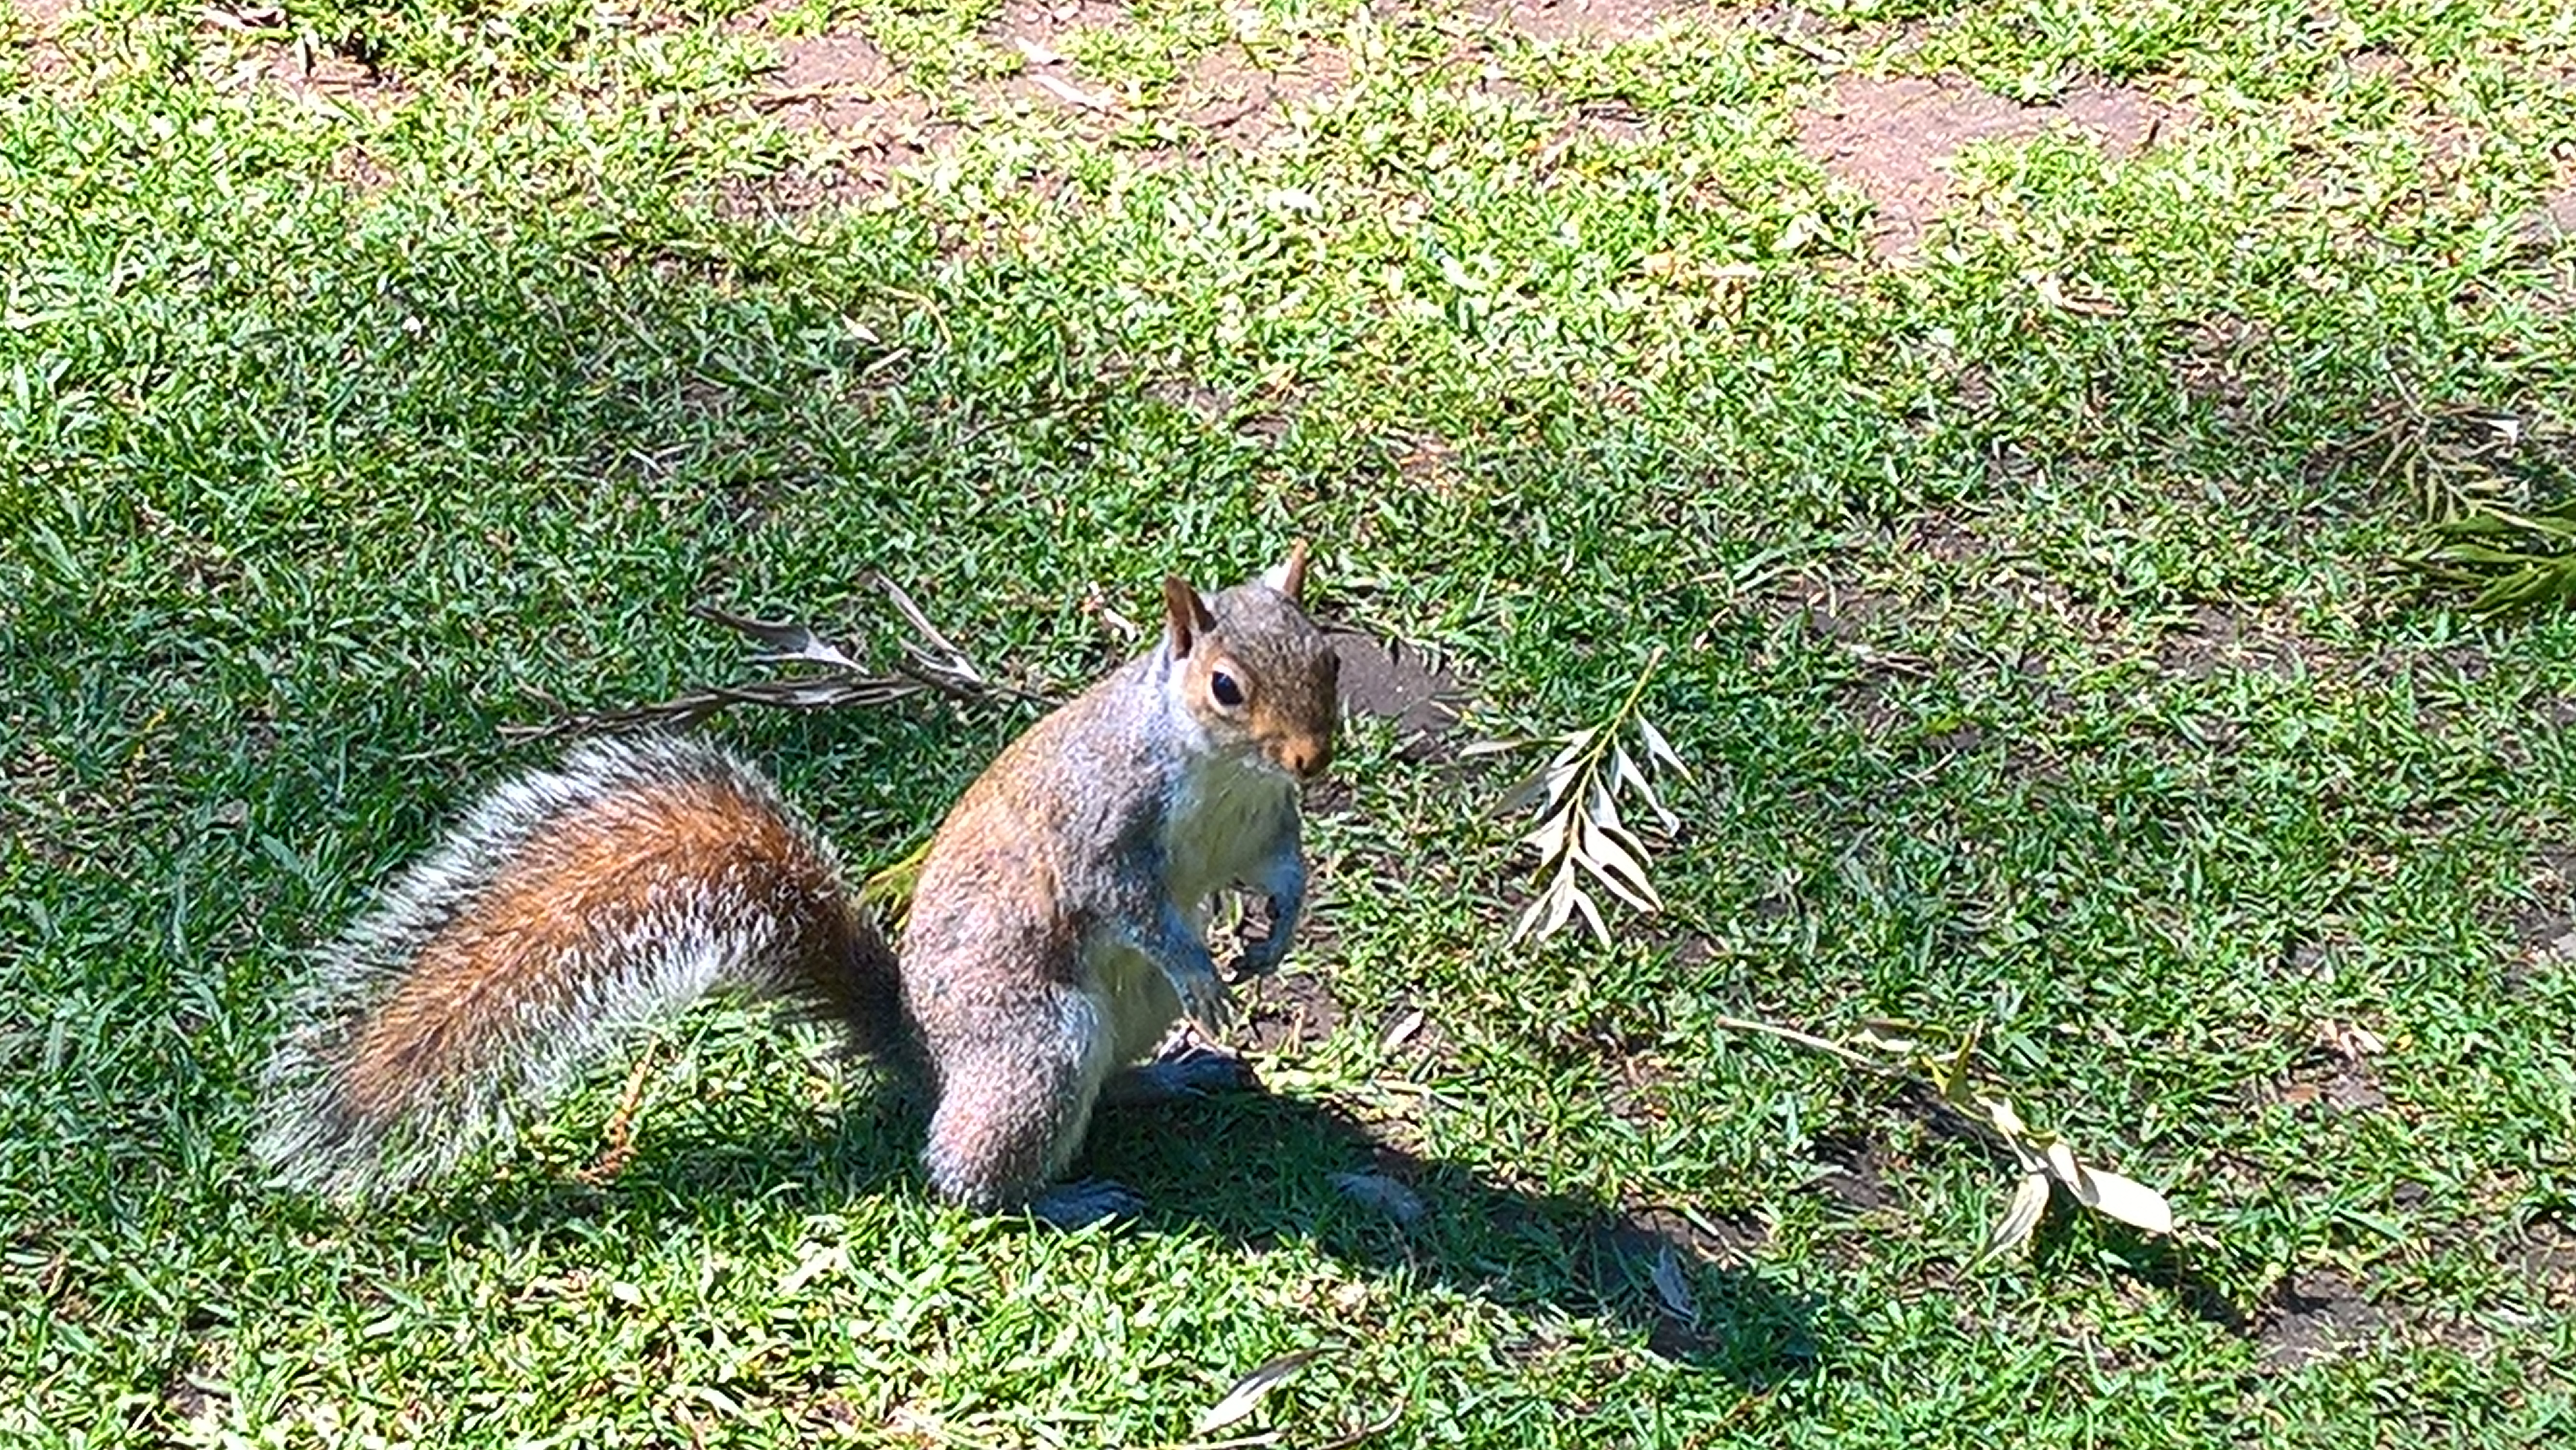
<box><xmin>1280</xmin><ymin>739</ymin><xmax>1331</xmax><ymax>780</ymax></box>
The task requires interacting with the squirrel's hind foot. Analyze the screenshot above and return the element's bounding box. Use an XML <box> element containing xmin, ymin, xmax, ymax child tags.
<box><xmin>1027</xmin><ymin>1179</ymin><xmax>1147</xmax><ymax>1229</ymax></box>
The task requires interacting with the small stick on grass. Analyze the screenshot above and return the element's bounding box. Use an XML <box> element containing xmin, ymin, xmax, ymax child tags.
<box><xmin>578</xmin><ymin>1044</ymin><xmax>663</xmax><ymax>1186</ymax></box>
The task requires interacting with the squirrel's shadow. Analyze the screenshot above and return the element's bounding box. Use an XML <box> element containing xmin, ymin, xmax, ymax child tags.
<box><xmin>432</xmin><ymin>1073</ymin><xmax>1828</xmax><ymax>1384</ymax></box>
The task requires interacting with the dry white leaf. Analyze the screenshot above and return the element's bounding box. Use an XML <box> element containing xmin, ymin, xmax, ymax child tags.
<box><xmin>2079</xmin><ymin>1168</ymin><xmax>2174</xmax><ymax>1235</ymax></box>
<box><xmin>2043</xmin><ymin>1139</ymin><xmax>2095</xmax><ymax>1205</ymax></box>
<box><xmin>1972</xmin><ymin>1171</ymin><xmax>2053</xmax><ymax>1269</ymax></box>
<box><xmin>1636</xmin><ymin>716</ymin><xmax>1688</xmax><ymax>777</ymax></box>
<box><xmin>1381</xmin><ymin>1007</ymin><xmax>1425</xmax><ymax>1051</ymax></box>
<box><xmin>2320</xmin><ymin>1020</ymin><xmax>2386</xmax><ymax>1059</ymax></box>
<box><xmin>1852</xmin><ymin>1019</ymin><xmax>1920</xmax><ymax>1054</ymax></box>
<box><xmin>1194</xmin><ymin>1347</ymin><xmax>1327</xmax><ymax>1436</ymax></box>
<box><xmin>1567</xmin><ymin>882</ymin><xmax>1609</xmax><ymax>945</ymax></box>
<box><xmin>1031</xmin><ymin>72</ymin><xmax>1116</xmax><ymax>111</ymax></box>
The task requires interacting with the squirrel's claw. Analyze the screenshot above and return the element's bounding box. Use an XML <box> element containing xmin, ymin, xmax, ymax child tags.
<box><xmin>1230</xmin><ymin>892</ymin><xmax>1298</xmax><ymax>978</ymax></box>
<box><xmin>1172</xmin><ymin>967</ymin><xmax>1234</xmax><ymax>1035</ymax></box>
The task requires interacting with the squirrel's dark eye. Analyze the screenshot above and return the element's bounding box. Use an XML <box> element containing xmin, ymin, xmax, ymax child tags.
<box><xmin>1210</xmin><ymin>671</ymin><xmax>1244</xmax><ymax>707</ymax></box>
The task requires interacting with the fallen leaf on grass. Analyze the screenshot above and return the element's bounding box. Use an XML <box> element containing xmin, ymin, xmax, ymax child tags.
<box><xmin>1380</xmin><ymin>1007</ymin><xmax>1425</xmax><ymax>1051</ymax></box>
<box><xmin>1971</xmin><ymin>1171</ymin><xmax>2053</xmax><ymax>1269</ymax></box>
<box><xmin>1032</xmin><ymin>72</ymin><xmax>1118</xmax><ymax>112</ymax></box>
<box><xmin>1195</xmin><ymin>1347</ymin><xmax>1327</xmax><ymax>1436</ymax></box>
<box><xmin>2077</xmin><ymin>1167</ymin><xmax>2174</xmax><ymax>1235</ymax></box>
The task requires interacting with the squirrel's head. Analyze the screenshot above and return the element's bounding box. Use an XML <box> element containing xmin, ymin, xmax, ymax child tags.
<box><xmin>1162</xmin><ymin>540</ymin><xmax>1340</xmax><ymax>781</ymax></box>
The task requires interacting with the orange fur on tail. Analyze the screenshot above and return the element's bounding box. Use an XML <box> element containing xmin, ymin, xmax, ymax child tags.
<box><xmin>255</xmin><ymin>737</ymin><xmax>897</xmax><ymax>1200</ymax></box>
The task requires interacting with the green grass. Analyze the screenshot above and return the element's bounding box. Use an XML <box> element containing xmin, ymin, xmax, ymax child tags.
<box><xmin>6</xmin><ymin>0</ymin><xmax>2576</xmax><ymax>1442</ymax></box>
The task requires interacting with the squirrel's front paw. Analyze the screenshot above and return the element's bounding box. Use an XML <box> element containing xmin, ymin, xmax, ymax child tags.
<box><xmin>1173</xmin><ymin>968</ymin><xmax>1235</xmax><ymax>1034</ymax></box>
<box><xmin>1231</xmin><ymin>895</ymin><xmax>1296</xmax><ymax>977</ymax></box>
<box><xmin>1235</xmin><ymin>930</ymin><xmax>1290</xmax><ymax>978</ymax></box>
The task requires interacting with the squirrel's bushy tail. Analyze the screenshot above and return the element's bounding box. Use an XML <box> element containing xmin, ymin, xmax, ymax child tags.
<box><xmin>255</xmin><ymin>735</ymin><xmax>899</xmax><ymax>1201</ymax></box>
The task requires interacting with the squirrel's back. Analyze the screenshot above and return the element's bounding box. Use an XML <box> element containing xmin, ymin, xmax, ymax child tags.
<box><xmin>255</xmin><ymin>735</ymin><xmax>896</xmax><ymax>1200</ymax></box>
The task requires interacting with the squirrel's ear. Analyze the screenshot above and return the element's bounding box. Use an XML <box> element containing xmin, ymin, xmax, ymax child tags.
<box><xmin>1260</xmin><ymin>539</ymin><xmax>1311</xmax><ymax>605</ymax></box>
<box><xmin>1163</xmin><ymin>575</ymin><xmax>1216</xmax><ymax>658</ymax></box>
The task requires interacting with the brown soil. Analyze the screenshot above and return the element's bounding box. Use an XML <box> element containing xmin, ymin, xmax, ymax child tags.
<box><xmin>995</xmin><ymin>2</ymin><xmax>1351</xmax><ymax>148</ymax></box>
<box><xmin>719</xmin><ymin>2</ymin><xmax>932</xmax><ymax>206</ymax></box>
<box><xmin>16</xmin><ymin>0</ymin><xmax>76</xmax><ymax>40</ymax></box>
<box><xmin>329</xmin><ymin>143</ymin><xmax>394</xmax><ymax>194</ymax></box>
<box><xmin>252</xmin><ymin>38</ymin><xmax>403</xmax><ymax>110</ymax></box>
<box><xmin>1797</xmin><ymin>73</ymin><xmax>2179</xmax><ymax>256</ymax></box>
<box><xmin>1239</xmin><ymin>968</ymin><xmax>1347</xmax><ymax>1055</ymax></box>
<box><xmin>2520</xmin><ymin>1220</ymin><xmax>2576</xmax><ymax>1304</ymax></box>
<box><xmin>1469</xmin><ymin>0</ymin><xmax>1703</xmax><ymax>42</ymax></box>
<box><xmin>2176</xmin><ymin>313</ymin><xmax>2273</xmax><ymax>413</ymax></box>
<box><xmin>1811</xmin><ymin>1131</ymin><xmax>1894</xmax><ymax>1212</ymax></box>
<box><xmin>734</xmin><ymin>2</ymin><xmax>1355</xmax><ymax>204</ymax></box>
<box><xmin>2257</xmin><ymin>1019</ymin><xmax>2391</xmax><ymax>1115</ymax></box>
<box><xmin>773</xmin><ymin>31</ymin><xmax>901</xmax><ymax>121</ymax></box>
<box><xmin>1906</xmin><ymin>509</ymin><xmax>1990</xmax><ymax>564</ymax></box>
<box><xmin>2259</xmin><ymin>1267</ymin><xmax>2380</xmax><ymax>1368</ymax></box>
<box><xmin>1330</xmin><ymin>626</ymin><xmax>1467</xmax><ymax>758</ymax></box>
<box><xmin>1171</xmin><ymin>37</ymin><xmax>1351</xmax><ymax>148</ymax></box>
<box><xmin>754</xmin><ymin>29</ymin><xmax>933</xmax><ymax>194</ymax></box>
<box><xmin>2153</xmin><ymin>604</ymin><xmax>2314</xmax><ymax>682</ymax></box>
<box><xmin>13</xmin><ymin>0</ymin><xmax>76</xmax><ymax>83</ymax></box>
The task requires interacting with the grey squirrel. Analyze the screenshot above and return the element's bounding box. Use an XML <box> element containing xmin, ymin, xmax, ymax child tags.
<box><xmin>255</xmin><ymin>545</ymin><xmax>1341</xmax><ymax>1224</ymax></box>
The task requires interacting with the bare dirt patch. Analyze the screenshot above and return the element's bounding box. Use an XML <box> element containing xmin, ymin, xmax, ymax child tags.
<box><xmin>2153</xmin><ymin>604</ymin><xmax>2314</xmax><ymax>681</ymax></box>
<box><xmin>721</xmin><ymin>4</ymin><xmax>935</xmax><ymax>204</ymax></box>
<box><xmin>995</xmin><ymin>4</ymin><xmax>1351</xmax><ymax>151</ymax></box>
<box><xmin>752</xmin><ymin>29</ymin><xmax>934</xmax><ymax>191</ymax></box>
<box><xmin>11</xmin><ymin>0</ymin><xmax>76</xmax><ymax>81</ymax></box>
<box><xmin>2519</xmin><ymin>1220</ymin><xmax>2576</xmax><ymax>1305</ymax></box>
<box><xmin>1470</xmin><ymin>0</ymin><xmax>1705</xmax><ymax>43</ymax></box>
<box><xmin>732</xmin><ymin>0</ymin><xmax>1355</xmax><ymax>206</ymax></box>
<box><xmin>329</xmin><ymin>143</ymin><xmax>394</xmax><ymax>195</ymax></box>
<box><xmin>772</xmin><ymin>31</ymin><xmax>902</xmax><ymax>121</ymax></box>
<box><xmin>1331</xmin><ymin>627</ymin><xmax>1467</xmax><ymax>759</ymax></box>
<box><xmin>726</xmin><ymin>23</ymin><xmax>938</xmax><ymax>210</ymax></box>
<box><xmin>1811</xmin><ymin>1131</ymin><xmax>1894</xmax><ymax>1213</ymax></box>
<box><xmin>186</xmin><ymin>4</ymin><xmax>412</xmax><ymax>115</ymax></box>
<box><xmin>2255</xmin><ymin>1020</ymin><xmax>2391</xmax><ymax>1116</ymax></box>
<box><xmin>2176</xmin><ymin>313</ymin><xmax>2276</xmax><ymax>417</ymax></box>
<box><xmin>2507</xmin><ymin>846</ymin><xmax>2576</xmax><ymax>988</ymax></box>
<box><xmin>2260</xmin><ymin>1267</ymin><xmax>2380</xmax><ymax>1368</ymax></box>
<box><xmin>2525</xmin><ymin>156</ymin><xmax>2576</xmax><ymax>259</ymax></box>
<box><xmin>1173</xmin><ymin>36</ymin><xmax>1351</xmax><ymax>147</ymax></box>
<box><xmin>249</xmin><ymin>38</ymin><xmax>404</xmax><ymax>111</ymax></box>
<box><xmin>1797</xmin><ymin>73</ymin><xmax>2179</xmax><ymax>257</ymax></box>
<box><xmin>1240</xmin><ymin>969</ymin><xmax>1347</xmax><ymax>1055</ymax></box>
<box><xmin>1906</xmin><ymin>509</ymin><xmax>1990</xmax><ymax>564</ymax></box>
<box><xmin>2549</xmin><ymin>184</ymin><xmax>2576</xmax><ymax>235</ymax></box>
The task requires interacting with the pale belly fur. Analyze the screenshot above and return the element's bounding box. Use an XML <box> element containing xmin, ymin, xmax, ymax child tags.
<box><xmin>1080</xmin><ymin>752</ymin><xmax>1293</xmax><ymax>1066</ymax></box>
